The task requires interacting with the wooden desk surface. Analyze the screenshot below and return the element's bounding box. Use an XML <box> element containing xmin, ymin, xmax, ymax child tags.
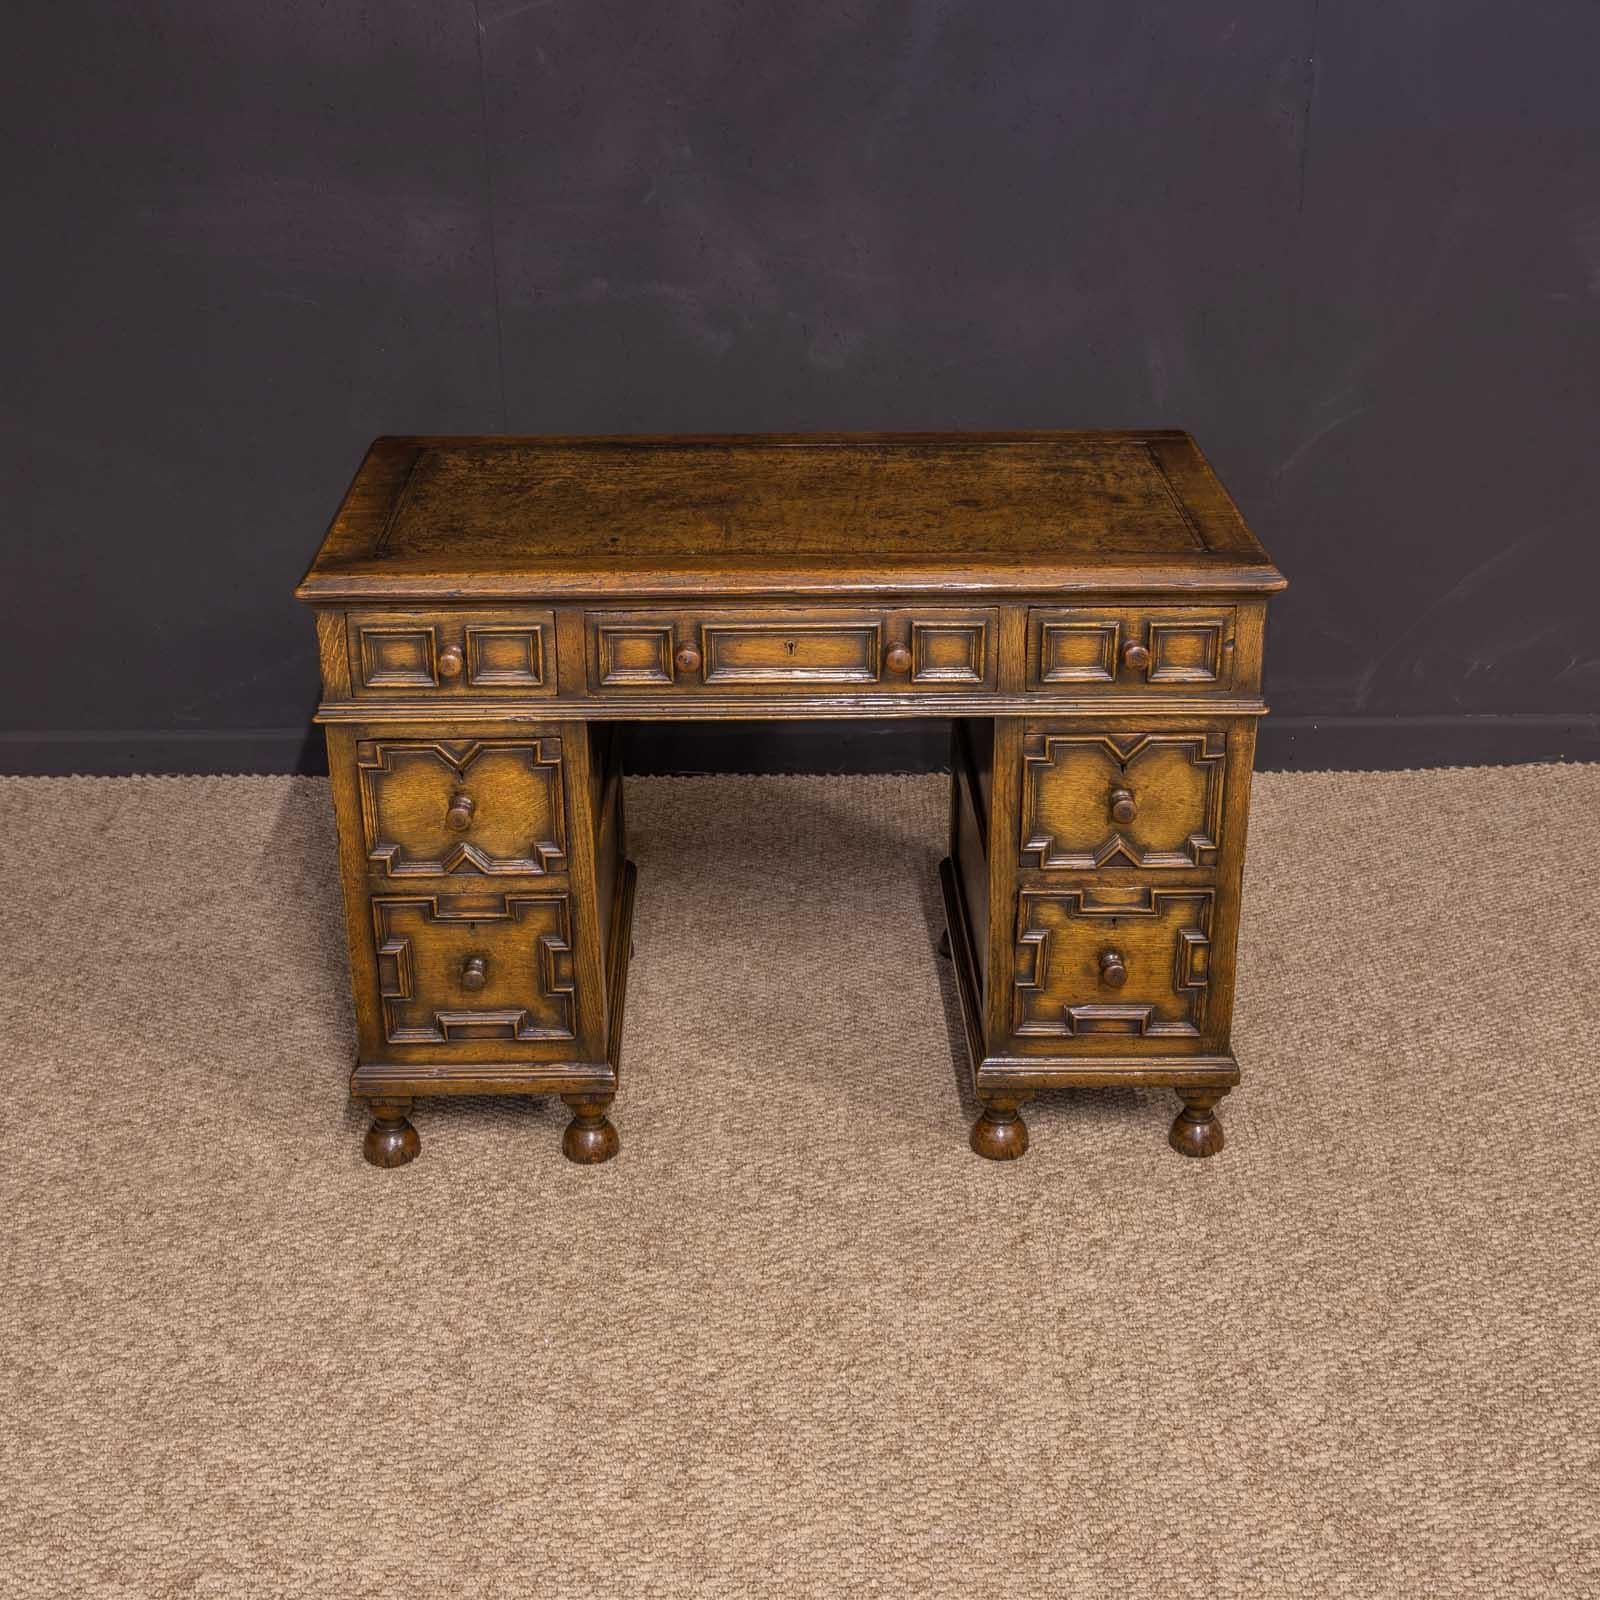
<box><xmin>297</xmin><ymin>432</ymin><xmax>1285</xmax><ymax>602</ymax></box>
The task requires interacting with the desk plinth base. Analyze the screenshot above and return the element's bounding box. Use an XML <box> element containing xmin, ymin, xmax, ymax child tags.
<box><xmin>350</xmin><ymin>860</ymin><xmax>637</xmax><ymax>1169</ymax></box>
<box><xmin>938</xmin><ymin>856</ymin><xmax>1239</xmax><ymax>1161</ymax></box>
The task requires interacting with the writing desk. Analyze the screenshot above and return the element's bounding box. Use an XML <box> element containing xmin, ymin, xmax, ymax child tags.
<box><xmin>296</xmin><ymin>433</ymin><xmax>1284</xmax><ymax>1167</ymax></box>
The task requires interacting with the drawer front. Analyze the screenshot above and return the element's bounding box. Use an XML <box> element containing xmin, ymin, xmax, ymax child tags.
<box><xmin>587</xmin><ymin>607</ymin><xmax>998</xmax><ymax>694</ymax></box>
<box><xmin>357</xmin><ymin>735</ymin><xmax>567</xmax><ymax>878</ymax></box>
<box><xmin>1011</xmin><ymin>885</ymin><xmax>1217</xmax><ymax>1052</ymax></box>
<box><xmin>347</xmin><ymin>609</ymin><xmax>557</xmax><ymax>698</ymax></box>
<box><xmin>1028</xmin><ymin>606</ymin><xmax>1237</xmax><ymax>692</ymax></box>
<box><xmin>1019</xmin><ymin>727</ymin><xmax>1226</xmax><ymax>869</ymax></box>
<box><xmin>368</xmin><ymin>890</ymin><xmax>578</xmax><ymax>1059</ymax></box>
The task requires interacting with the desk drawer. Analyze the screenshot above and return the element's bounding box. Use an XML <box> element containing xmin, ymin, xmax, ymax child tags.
<box><xmin>366</xmin><ymin>890</ymin><xmax>579</xmax><ymax>1059</ymax></box>
<box><xmin>587</xmin><ymin>607</ymin><xmax>997</xmax><ymax>694</ymax></box>
<box><xmin>1019</xmin><ymin>726</ymin><xmax>1227</xmax><ymax>870</ymax></box>
<box><xmin>356</xmin><ymin>735</ymin><xmax>568</xmax><ymax>878</ymax></box>
<box><xmin>1028</xmin><ymin>606</ymin><xmax>1238</xmax><ymax>692</ymax></box>
<box><xmin>1010</xmin><ymin>884</ymin><xmax>1218</xmax><ymax>1052</ymax></box>
<box><xmin>346</xmin><ymin>609</ymin><xmax>557</xmax><ymax>698</ymax></box>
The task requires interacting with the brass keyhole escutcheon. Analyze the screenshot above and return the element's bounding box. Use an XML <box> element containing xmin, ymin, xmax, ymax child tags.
<box><xmin>784</xmin><ymin>639</ymin><xmax>798</xmax><ymax>655</ymax></box>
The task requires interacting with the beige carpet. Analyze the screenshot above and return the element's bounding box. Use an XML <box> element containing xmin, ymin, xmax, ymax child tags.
<box><xmin>1</xmin><ymin>765</ymin><xmax>1597</xmax><ymax>1597</ymax></box>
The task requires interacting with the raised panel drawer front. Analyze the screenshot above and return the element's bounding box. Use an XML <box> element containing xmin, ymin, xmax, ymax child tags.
<box><xmin>357</xmin><ymin>736</ymin><xmax>567</xmax><ymax>878</ymax></box>
<box><xmin>1012</xmin><ymin>885</ymin><xmax>1217</xmax><ymax>1051</ymax></box>
<box><xmin>587</xmin><ymin>607</ymin><xmax>998</xmax><ymax>694</ymax></box>
<box><xmin>1019</xmin><ymin>728</ymin><xmax>1226</xmax><ymax>869</ymax></box>
<box><xmin>347</xmin><ymin>608</ymin><xmax>557</xmax><ymax>697</ymax></box>
<box><xmin>1028</xmin><ymin>606</ymin><xmax>1237</xmax><ymax>691</ymax></box>
<box><xmin>370</xmin><ymin>891</ymin><xmax>577</xmax><ymax>1054</ymax></box>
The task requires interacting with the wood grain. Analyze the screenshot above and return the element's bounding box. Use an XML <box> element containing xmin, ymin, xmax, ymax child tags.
<box><xmin>296</xmin><ymin>433</ymin><xmax>1285</xmax><ymax>601</ymax></box>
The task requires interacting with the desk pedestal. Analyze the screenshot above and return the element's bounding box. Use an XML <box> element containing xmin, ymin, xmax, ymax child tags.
<box><xmin>324</xmin><ymin>708</ymin><xmax>1256</xmax><ymax>1167</ymax></box>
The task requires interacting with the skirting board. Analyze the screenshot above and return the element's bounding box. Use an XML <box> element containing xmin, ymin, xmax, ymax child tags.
<box><xmin>1</xmin><ymin>714</ymin><xmax>1596</xmax><ymax>777</ymax></box>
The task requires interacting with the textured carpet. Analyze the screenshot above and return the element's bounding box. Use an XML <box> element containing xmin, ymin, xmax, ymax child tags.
<box><xmin>1</xmin><ymin>765</ymin><xmax>1598</xmax><ymax>1598</ymax></box>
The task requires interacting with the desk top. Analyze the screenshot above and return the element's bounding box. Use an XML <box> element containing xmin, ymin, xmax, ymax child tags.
<box><xmin>296</xmin><ymin>432</ymin><xmax>1283</xmax><ymax>603</ymax></box>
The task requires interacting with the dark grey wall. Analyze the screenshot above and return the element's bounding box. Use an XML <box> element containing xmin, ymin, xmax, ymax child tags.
<box><xmin>4</xmin><ymin>1</ymin><xmax>1597</xmax><ymax>774</ymax></box>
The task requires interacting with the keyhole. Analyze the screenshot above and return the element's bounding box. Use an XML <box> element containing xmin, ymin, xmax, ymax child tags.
<box><xmin>784</xmin><ymin>639</ymin><xmax>798</xmax><ymax>655</ymax></box>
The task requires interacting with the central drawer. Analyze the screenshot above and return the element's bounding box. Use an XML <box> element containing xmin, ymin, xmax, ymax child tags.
<box><xmin>586</xmin><ymin>607</ymin><xmax>998</xmax><ymax>694</ymax></box>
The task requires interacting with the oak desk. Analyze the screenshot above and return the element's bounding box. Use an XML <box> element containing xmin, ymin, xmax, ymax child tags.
<box><xmin>296</xmin><ymin>433</ymin><xmax>1284</xmax><ymax>1168</ymax></box>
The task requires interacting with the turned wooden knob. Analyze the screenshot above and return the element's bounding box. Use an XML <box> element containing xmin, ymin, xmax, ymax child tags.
<box><xmin>1109</xmin><ymin>785</ymin><xmax>1137</xmax><ymax>824</ymax></box>
<box><xmin>1099</xmin><ymin>949</ymin><xmax>1127</xmax><ymax>988</ymax></box>
<box><xmin>885</xmin><ymin>642</ymin><xmax>912</xmax><ymax>674</ymax></box>
<box><xmin>445</xmin><ymin>791</ymin><xmax>475</xmax><ymax>831</ymax></box>
<box><xmin>460</xmin><ymin>955</ymin><xmax>488</xmax><ymax>991</ymax></box>
<box><xmin>1122</xmin><ymin>640</ymin><xmax>1151</xmax><ymax>673</ymax></box>
<box><xmin>437</xmin><ymin>644</ymin><xmax>464</xmax><ymax>679</ymax></box>
<box><xmin>674</xmin><ymin>641</ymin><xmax>702</xmax><ymax>675</ymax></box>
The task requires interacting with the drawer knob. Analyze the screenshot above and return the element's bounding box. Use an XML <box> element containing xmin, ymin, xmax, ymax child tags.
<box><xmin>1122</xmin><ymin>640</ymin><xmax>1151</xmax><ymax>673</ymax></box>
<box><xmin>1109</xmin><ymin>786</ymin><xmax>1137</xmax><ymax>824</ymax></box>
<box><xmin>460</xmin><ymin>955</ymin><xmax>488</xmax><ymax>992</ymax></box>
<box><xmin>674</xmin><ymin>641</ymin><xmax>703</xmax><ymax>675</ymax></box>
<box><xmin>1099</xmin><ymin>949</ymin><xmax>1128</xmax><ymax>988</ymax></box>
<box><xmin>885</xmin><ymin>642</ymin><xmax>913</xmax><ymax>674</ymax></box>
<box><xmin>445</xmin><ymin>791</ymin><xmax>475</xmax><ymax>831</ymax></box>
<box><xmin>437</xmin><ymin>644</ymin><xmax>465</xmax><ymax>679</ymax></box>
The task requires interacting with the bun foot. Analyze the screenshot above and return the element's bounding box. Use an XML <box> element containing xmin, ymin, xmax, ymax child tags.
<box><xmin>936</xmin><ymin>928</ymin><xmax>952</xmax><ymax>959</ymax></box>
<box><xmin>970</xmin><ymin>1097</ymin><xmax>1029</xmax><ymax>1161</ymax></box>
<box><xmin>364</xmin><ymin>1099</ymin><xmax>420</xmax><ymax>1168</ymax></box>
<box><xmin>1169</xmin><ymin>1089</ymin><xmax>1227</xmax><ymax>1159</ymax></box>
<box><xmin>562</xmin><ymin>1095</ymin><xmax>620</xmax><ymax>1164</ymax></box>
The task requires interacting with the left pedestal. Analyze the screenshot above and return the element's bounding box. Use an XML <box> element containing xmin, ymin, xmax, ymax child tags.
<box><xmin>323</xmin><ymin>720</ymin><xmax>635</xmax><ymax>1168</ymax></box>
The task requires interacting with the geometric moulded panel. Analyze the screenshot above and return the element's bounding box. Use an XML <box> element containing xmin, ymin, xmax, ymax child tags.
<box><xmin>1019</xmin><ymin>731</ymin><xmax>1225</xmax><ymax>869</ymax></box>
<box><xmin>594</xmin><ymin>623</ymin><xmax>677</xmax><ymax>687</ymax></box>
<box><xmin>700</xmin><ymin>620</ymin><xmax>882</xmax><ymax>685</ymax></box>
<box><xmin>1012</xmin><ymin>886</ymin><xmax>1213</xmax><ymax>1039</ymax></box>
<box><xmin>372</xmin><ymin>893</ymin><xmax>576</xmax><ymax>1044</ymax></box>
<box><xmin>358</xmin><ymin>738</ymin><xmax>567</xmax><ymax>877</ymax></box>
<box><xmin>909</xmin><ymin>617</ymin><xmax>989</xmax><ymax>684</ymax></box>
<box><xmin>1036</xmin><ymin>619</ymin><xmax>1121</xmax><ymax>683</ymax></box>
<box><xmin>464</xmin><ymin>623</ymin><xmax>547</xmax><ymax>688</ymax></box>
<box><xmin>357</xmin><ymin>626</ymin><xmax>438</xmax><ymax>689</ymax></box>
<box><xmin>1147</xmin><ymin>618</ymin><xmax>1225</xmax><ymax>684</ymax></box>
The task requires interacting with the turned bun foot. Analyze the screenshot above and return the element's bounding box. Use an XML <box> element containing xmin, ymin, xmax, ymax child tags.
<box><xmin>936</xmin><ymin>928</ymin><xmax>952</xmax><ymax>959</ymax></box>
<box><xmin>561</xmin><ymin>1095</ymin><xmax>621</xmax><ymax>1164</ymax></box>
<box><xmin>363</xmin><ymin>1099</ymin><xmax>420</xmax><ymax>1168</ymax></box>
<box><xmin>970</xmin><ymin>1098</ymin><xmax>1029</xmax><ymax>1161</ymax></box>
<box><xmin>1169</xmin><ymin>1089</ymin><xmax>1227</xmax><ymax>1159</ymax></box>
